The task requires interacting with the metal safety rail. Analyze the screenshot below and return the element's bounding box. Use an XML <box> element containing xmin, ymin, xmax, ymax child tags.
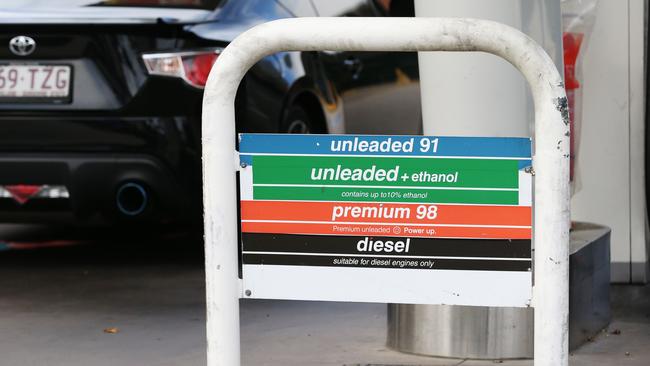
<box><xmin>201</xmin><ymin>17</ymin><xmax>570</xmax><ymax>366</ymax></box>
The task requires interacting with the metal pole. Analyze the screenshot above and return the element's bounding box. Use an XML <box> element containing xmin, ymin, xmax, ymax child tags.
<box><xmin>202</xmin><ymin>17</ymin><xmax>570</xmax><ymax>366</ymax></box>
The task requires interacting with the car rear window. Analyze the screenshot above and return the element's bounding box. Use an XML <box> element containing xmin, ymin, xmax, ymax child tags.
<box><xmin>2</xmin><ymin>0</ymin><xmax>222</xmax><ymax>10</ymax></box>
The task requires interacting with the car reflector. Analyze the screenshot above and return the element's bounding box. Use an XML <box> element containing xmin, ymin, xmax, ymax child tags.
<box><xmin>0</xmin><ymin>185</ymin><xmax>69</xmax><ymax>204</ymax></box>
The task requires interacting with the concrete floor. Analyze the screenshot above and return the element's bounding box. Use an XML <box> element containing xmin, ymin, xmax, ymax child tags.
<box><xmin>0</xmin><ymin>224</ymin><xmax>648</xmax><ymax>366</ymax></box>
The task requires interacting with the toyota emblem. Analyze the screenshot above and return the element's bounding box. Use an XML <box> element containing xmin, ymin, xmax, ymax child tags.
<box><xmin>9</xmin><ymin>35</ymin><xmax>36</xmax><ymax>56</ymax></box>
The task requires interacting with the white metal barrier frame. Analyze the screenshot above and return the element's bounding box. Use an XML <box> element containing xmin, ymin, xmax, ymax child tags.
<box><xmin>201</xmin><ymin>18</ymin><xmax>570</xmax><ymax>366</ymax></box>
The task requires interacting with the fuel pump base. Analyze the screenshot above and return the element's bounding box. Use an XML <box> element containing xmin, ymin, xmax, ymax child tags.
<box><xmin>387</xmin><ymin>222</ymin><xmax>610</xmax><ymax>359</ymax></box>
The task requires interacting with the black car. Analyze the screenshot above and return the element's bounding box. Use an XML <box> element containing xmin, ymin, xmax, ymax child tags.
<box><xmin>0</xmin><ymin>0</ymin><xmax>419</xmax><ymax>226</ymax></box>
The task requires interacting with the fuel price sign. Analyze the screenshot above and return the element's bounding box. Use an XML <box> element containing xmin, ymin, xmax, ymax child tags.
<box><xmin>239</xmin><ymin>134</ymin><xmax>532</xmax><ymax>307</ymax></box>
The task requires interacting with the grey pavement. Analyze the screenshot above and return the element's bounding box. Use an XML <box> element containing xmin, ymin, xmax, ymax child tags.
<box><xmin>0</xmin><ymin>224</ymin><xmax>648</xmax><ymax>365</ymax></box>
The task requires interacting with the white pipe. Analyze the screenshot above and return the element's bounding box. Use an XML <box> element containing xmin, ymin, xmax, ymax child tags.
<box><xmin>202</xmin><ymin>17</ymin><xmax>570</xmax><ymax>366</ymax></box>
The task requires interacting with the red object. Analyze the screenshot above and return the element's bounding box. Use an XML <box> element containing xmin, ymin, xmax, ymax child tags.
<box><xmin>563</xmin><ymin>32</ymin><xmax>584</xmax><ymax>91</ymax></box>
<box><xmin>183</xmin><ymin>53</ymin><xmax>219</xmax><ymax>87</ymax></box>
<box><xmin>563</xmin><ymin>32</ymin><xmax>584</xmax><ymax>181</ymax></box>
<box><xmin>4</xmin><ymin>184</ymin><xmax>43</xmax><ymax>204</ymax></box>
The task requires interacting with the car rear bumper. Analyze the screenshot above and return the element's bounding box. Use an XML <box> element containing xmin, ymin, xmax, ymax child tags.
<box><xmin>0</xmin><ymin>153</ymin><xmax>194</xmax><ymax>225</ymax></box>
<box><xmin>0</xmin><ymin>116</ymin><xmax>202</xmax><ymax>225</ymax></box>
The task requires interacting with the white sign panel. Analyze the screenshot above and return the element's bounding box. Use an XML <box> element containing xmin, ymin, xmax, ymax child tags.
<box><xmin>239</xmin><ymin>134</ymin><xmax>532</xmax><ymax>307</ymax></box>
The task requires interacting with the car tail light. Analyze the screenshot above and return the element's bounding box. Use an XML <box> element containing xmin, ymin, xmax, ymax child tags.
<box><xmin>142</xmin><ymin>49</ymin><xmax>222</xmax><ymax>88</ymax></box>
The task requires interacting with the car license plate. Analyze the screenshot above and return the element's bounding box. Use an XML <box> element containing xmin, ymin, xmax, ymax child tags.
<box><xmin>0</xmin><ymin>65</ymin><xmax>72</xmax><ymax>101</ymax></box>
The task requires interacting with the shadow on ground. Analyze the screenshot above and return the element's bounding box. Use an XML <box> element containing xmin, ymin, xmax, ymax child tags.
<box><xmin>0</xmin><ymin>223</ymin><xmax>204</xmax><ymax>266</ymax></box>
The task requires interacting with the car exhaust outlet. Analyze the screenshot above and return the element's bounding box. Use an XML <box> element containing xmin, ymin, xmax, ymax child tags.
<box><xmin>116</xmin><ymin>182</ymin><xmax>148</xmax><ymax>217</ymax></box>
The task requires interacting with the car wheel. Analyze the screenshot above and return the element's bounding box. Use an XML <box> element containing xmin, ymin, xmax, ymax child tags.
<box><xmin>282</xmin><ymin>105</ymin><xmax>314</xmax><ymax>134</ymax></box>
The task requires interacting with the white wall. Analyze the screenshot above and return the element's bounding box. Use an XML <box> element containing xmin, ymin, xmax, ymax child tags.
<box><xmin>570</xmin><ymin>0</ymin><xmax>647</xmax><ymax>282</ymax></box>
<box><xmin>629</xmin><ymin>0</ymin><xmax>647</xmax><ymax>283</ymax></box>
<box><xmin>415</xmin><ymin>0</ymin><xmax>648</xmax><ymax>282</ymax></box>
